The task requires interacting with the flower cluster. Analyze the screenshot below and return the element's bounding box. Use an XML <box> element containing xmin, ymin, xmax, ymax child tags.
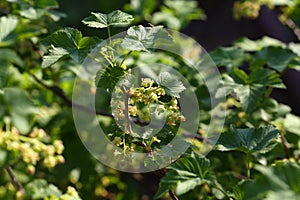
<box><xmin>129</xmin><ymin>78</ymin><xmax>185</xmax><ymax>126</ymax></box>
<box><xmin>233</xmin><ymin>0</ymin><xmax>272</xmax><ymax>20</ymax></box>
<box><xmin>0</xmin><ymin>127</ymin><xmax>65</xmax><ymax>173</ymax></box>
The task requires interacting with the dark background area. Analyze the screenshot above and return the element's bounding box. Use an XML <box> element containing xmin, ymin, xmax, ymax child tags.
<box><xmin>57</xmin><ymin>0</ymin><xmax>300</xmax><ymax>115</ymax></box>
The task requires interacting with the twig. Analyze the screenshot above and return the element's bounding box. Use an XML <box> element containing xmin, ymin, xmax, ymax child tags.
<box><xmin>168</xmin><ymin>189</ymin><xmax>179</xmax><ymax>200</ymax></box>
<box><xmin>121</xmin><ymin>85</ymin><xmax>133</xmax><ymax>135</ymax></box>
<box><xmin>30</xmin><ymin>73</ymin><xmax>113</xmax><ymax>117</ymax></box>
<box><xmin>284</xmin><ymin>18</ymin><xmax>300</xmax><ymax>41</ymax></box>
<box><xmin>182</xmin><ymin>132</ymin><xmax>204</xmax><ymax>141</ymax></box>
<box><xmin>5</xmin><ymin>166</ymin><xmax>24</xmax><ymax>193</ymax></box>
<box><xmin>280</xmin><ymin>130</ymin><xmax>290</xmax><ymax>158</ymax></box>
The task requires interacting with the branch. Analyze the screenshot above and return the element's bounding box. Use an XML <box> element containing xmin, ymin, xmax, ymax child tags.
<box><xmin>121</xmin><ymin>85</ymin><xmax>133</xmax><ymax>135</ymax></box>
<box><xmin>5</xmin><ymin>166</ymin><xmax>24</xmax><ymax>193</ymax></box>
<box><xmin>284</xmin><ymin>18</ymin><xmax>300</xmax><ymax>41</ymax></box>
<box><xmin>30</xmin><ymin>73</ymin><xmax>113</xmax><ymax>117</ymax></box>
<box><xmin>280</xmin><ymin>130</ymin><xmax>290</xmax><ymax>158</ymax></box>
<box><xmin>168</xmin><ymin>189</ymin><xmax>179</xmax><ymax>200</ymax></box>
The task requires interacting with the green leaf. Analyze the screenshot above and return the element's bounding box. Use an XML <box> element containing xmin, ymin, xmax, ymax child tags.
<box><xmin>154</xmin><ymin>153</ymin><xmax>212</xmax><ymax>198</ymax></box>
<box><xmin>288</xmin><ymin>42</ymin><xmax>300</xmax><ymax>56</ymax></box>
<box><xmin>251</xmin><ymin>46</ymin><xmax>296</xmax><ymax>72</ymax></box>
<box><xmin>13</xmin><ymin>0</ymin><xmax>59</xmax><ymax>20</ymax></box>
<box><xmin>0</xmin><ymin>49</ymin><xmax>24</xmax><ymax>89</ymax></box>
<box><xmin>237</xmin><ymin>84</ymin><xmax>265</xmax><ymax>113</ymax></box>
<box><xmin>210</xmin><ymin>47</ymin><xmax>245</xmax><ymax>70</ymax></box>
<box><xmin>152</xmin><ymin>12</ymin><xmax>181</xmax><ymax>31</ymax></box>
<box><xmin>271</xmin><ymin>0</ymin><xmax>294</xmax><ymax>6</ymax></box>
<box><xmin>218</xmin><ymin>68</ymin><xmax>285</xmax><ymax>112</ymax></box>
<box><xmin>25</xmin><ymin>179</ymin><xmax>62</xmax><ymax>199</ymax></box>
<box><xmin>216</xmin><ymin>125</ymin><xmax>279</xmax><ymax>154</ymax></box>
<box><xmin>248</xmin><ymin>68</ymin><xmax>286</xmax><ymax>89</ymax></box>
<box><xmin>234</xmin><ymin>36</ymin><xmax>285</xmax><ymax>51</ymax></box>
<box><xmin>0</xmin><ymin>48</ymin><xmax>25</xmax><ymax>67</ymax></box>
<box><xmin>152</xmin><ymin>0</ymin><xmax>206</xmax><ymax>30</ymax></box>
<box><xmin>124</xmin><ymin>0</ymin><xmax>157</xmax><ymax>21</ymax></box>
<box><xmin>0</xmin><ymin>16</ymin><xmax>18</xmax><ymax>47</ymax></box>
<box><xmin>217</xmin><ymin>74</ymin><xmax>264</xmax><ymax>113</ymax></box>
<box><xmin>283</xmin><ymin>114</ymin><xmax>300</xmax><ymax>136</ymax></box>
<box><xmin>42</xmin><ymin>46</ymin><xmax>69</xmax><ymax>68</ymax></box>
<box><xmin>242</xmin><ymin>161</ymin><xmax>300</xmax><ymax>200</ymax></box>
<box><xmin>35</xmin><ymin>0</ymin><xmax>59</xmax><ymax>9</ymax></box>
<box><xmin>230</xmin><ymin>68</ymin><xmax>249</xmax><ymax>84</ymax></box>
<box><xmin>82</xmin><ymin>10</ymin><xmax>134</xmax><ymax>28</ymax></box>
<box><xmin>42</xmin><ymin>27</ymin><xmax>100</xmax><ymax>68</ymax></box>
<box><xmin>96</xmin><ymin>67</ymin><xmax>125</xmax><ymax>92</ymax></box>
<box><xmin>157</xmin><ymin>72</ymin><xmax>186</xmax><ymax>98</ymax></box>
<box><xmin>121</xmin><ymin>25</ymin><xmax>173</xmax><ymax>53</ymax></box>
<box><xmin>3</xmin><ymin>88</ymin><xmax>39</xmax><ymax>133</ymax></box>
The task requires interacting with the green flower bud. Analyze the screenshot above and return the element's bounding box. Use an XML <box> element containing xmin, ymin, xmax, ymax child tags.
<box><xmin>141</xmin><ymin>78</ymin><xmax>154</xmax><ymax>88</ymax></box>
<box><xmin>53</xmin><ymin>140</ymin><xmax>64</xmax><ymax>154</ymax></box>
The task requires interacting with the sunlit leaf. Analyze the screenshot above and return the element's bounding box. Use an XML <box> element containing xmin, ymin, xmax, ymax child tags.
<box><xmin>157</xmin><ymin>72</ymin><xmax>185</xmax><ymax>98</ymax></box>
<box><xmin>124</xmin><ymin>0</ymin><xmax>156</xmax><ymax>21</ymax></box>
<box><xmin>283</xmin><ymin>114</ymin><xmax>300</xmax><ymax>136</ymax></box>
<box><xmin>25</xmin><ymin>179</ymin><xmax>62</xmax><ymax>199</ymax></box>
<box><xmin>216</xmin><ymin>125</ymin><xmax>279</xmax><ymax>154</ymax></box>
<box><xmin>0</xmin><ymin>16</ymin><xmax>18</xmax><ymax>47</ymax></box>
<box><xmin>234</xmin><ymin>36</ymin><xmax>285</xmax><ymax>51</ymax></box>
<box><xmin>152</xmin><ymin>0</ymin><xmax>206</xmax><ymax>30</ymax></box>
<box><xmin>82</xmin><ymin>10</ymin><xmax>134</xmax><ymax>28</ymax></box>
<box><xmin>121</xmin><ymin>25</ymin><xmax>173</xmax><ymax>52</ymax></box>
<box><xmin>288</xmin><ymin>42</ymin><xmax>300</xmax><ymax>56</ymax></box>
<box><xmin>42</xmin><ymin>28</ymin><xmax>100</xmax><ymax>68</ymax></box>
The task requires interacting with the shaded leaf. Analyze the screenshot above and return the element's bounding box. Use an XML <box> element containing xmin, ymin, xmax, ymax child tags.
<box><xmin>82</xmin><ymin>10</ymin><xmax>134</xmax><ymax>28</ymax></box>
<box><xmin>216</xmin><ymin>125</ymin><xmax>279</xmax><ymax>154</ymax></box>
<box><xmin>35</xmin><ymin>0</ymin><xmax>59</xmax><ymax>9</ymax></box>
<box><xmin>241</xmin><ymin>161</ymin><xmax>300</xmax><ymax>200</ymax></box>
<box><xmin>210</xmin><ymin>47</ymin><xmax>245</xmax><ymax>70</ymax></box>
<box><xmin>0</xmin><ymin>48</ymin><xmax>24</xmax><ymax>67</ymax></box>
<box><xmin>251</xmin><ymin>46</ymin><xmax>296</xmax><ymax>72</ymax></box>
<box><xmin>154</xmin><ymin>153</ymin><xmax>212</xmax><ymax>198</ymax></box>
<box><xmin>157</xmin><ymin>72</ymin><xmax>185</xmax><ymax>98</ymax></box>
<box><xmin>42</xmin><ymin>28</ymin><xmax>100</xmax><ymax>68</ymax></box>
<box><xmin>217</xmin><ymin>68</ymin><xmax>285</xmax><ymax>112</ymax></box>
<box><xmin>217</xmin><ymin>74</ymin><xmax>264</xmax><ymax>113</ymax></box>
<box><xmin>0</xmin><ymin>49</ymin><xmax>24</xmax><ymax>89</ymax></box>
<box><xmin>237</xmin><ymin>84</ymin><xmax>265</xmax><ymax>113</ymax></box>
<box><xmin>96</xmin><ymin>67</ymin><xmax>125</xmax><ymax>92</ymax></box>
<box><xmin>3</xmin><ymin>88</ymin><xmax>39</xmax><ymax>133</ymax></box>
<box><xmin>248</xmin><ymin>68</ymin><xmax>286</xmax><ymax>89</ymax></box>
